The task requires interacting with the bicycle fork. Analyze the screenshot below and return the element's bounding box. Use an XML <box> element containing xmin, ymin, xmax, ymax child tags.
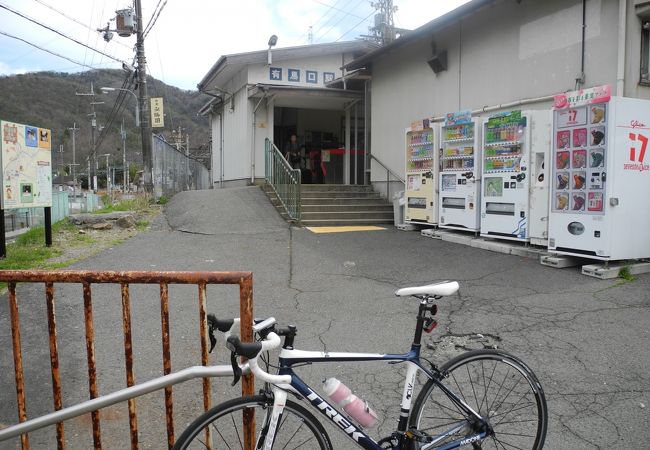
<box><xmin>257</xmin><ymin>387</ymin><xmax>289</xmax><ymax>450</ymax></box>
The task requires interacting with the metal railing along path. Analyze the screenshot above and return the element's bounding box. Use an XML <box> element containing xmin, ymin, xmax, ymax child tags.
<box><xmin>368</xmin><ymin>153</ymin><xmax>405</xmax><ymax>199</ymax></box>
<box><xmin>0</xmin><ymin>270</ymin><xmax>255</xmax><ymax>450</ymax></box>
<box><xmin>264</xmin><ymin>138</ymin><xmax>301</xmax><ymax>221</ymax></box>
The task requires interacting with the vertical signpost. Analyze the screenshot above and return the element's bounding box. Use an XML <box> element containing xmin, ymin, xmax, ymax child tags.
<box><xmin>0</xmin><ymin>120</ymin><xmax>53</xmax><ymax>258</ymax></box>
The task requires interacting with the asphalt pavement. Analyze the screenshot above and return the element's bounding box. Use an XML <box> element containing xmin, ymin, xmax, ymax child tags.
<box><xmin>0</xmin><ymin>186</ymin><xmax>648</xmax><ymax>449</ymax></box>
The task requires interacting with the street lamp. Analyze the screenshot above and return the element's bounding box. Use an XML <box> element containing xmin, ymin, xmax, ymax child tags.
<box><xmin>100</xmin><ymin>87</ymin><xmax>140</xmax><ymax>126</ymax></box>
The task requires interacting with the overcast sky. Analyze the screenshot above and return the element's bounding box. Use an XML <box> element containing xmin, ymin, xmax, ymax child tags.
<box><xmin>0</xmin><ymin>0</ymin><xmax>470</xmax><ymax>90</ymax></box>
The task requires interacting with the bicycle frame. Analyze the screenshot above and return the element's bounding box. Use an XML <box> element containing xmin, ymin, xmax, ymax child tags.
<box><xmin>260</xmin><ymin>342</ymin><xmax>489</xmax><ymax>450</ymax></box>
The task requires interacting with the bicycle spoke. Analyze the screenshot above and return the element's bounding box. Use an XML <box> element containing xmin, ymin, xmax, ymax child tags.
<box><xmin>493</xmin><ymin>399</ymin><xmax>537</xmax><ymax>426</ymax></box>
<box><xmin>280</xmin><ymin>419</ymin><xmax>304</xmax><ymax>450</ymax></box>
<box><xmin>492</xmin><ymin>434</ymin><xmax>527</xmax><ymax>450</ymax></box>
<box><xmin>466</xmin><ymin>363</ymin><xmax>481</xmax><ymax>413</ymax></box>
<box><xmin>479</xmin><ymin>360</ymin><xmax>498</xmax><ymax>414</ymax></box>
<box><xmin>211</xmin><ymin>422</ymin><xmax>236</xmax><ymax>449</ymax></box>
<box><xmin>487</xmin><ymin>366</ymin><xmax>511</xmax><ymax>416</ymax></box>
<box><xmin>489</xmin><ymin>375</ymin><xmax>522</xmax><ymax>420</ymax></box>
<box><xmin>230</xmin><ymin>413</ymin><xmax>244</xmax><ymax>449</ymax></box>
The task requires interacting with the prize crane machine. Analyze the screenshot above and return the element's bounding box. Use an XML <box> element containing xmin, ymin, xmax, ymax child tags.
<box><xmin>438</xmin><ymin>111</ymin><xmax>481</xmax><ymax>232</ymax></box>
<box><xmin>404</xmin><ymin>120</ymin><xmax>438</xmax><ymax>224</ymax></box>
<box><xmin>548</xmin><ymin>85</ymin><xmax>650</xmax><ymax>260</ymax></box>
<box><xmin>480</xmin><ymin>110</ymin><xmax>551</xmax><ymax>242</ymax></box>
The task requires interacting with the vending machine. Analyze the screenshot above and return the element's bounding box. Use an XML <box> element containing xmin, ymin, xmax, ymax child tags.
<box><xmin>480</xmin><ymin>110</ymin><xmax>551</xmax><ymax>242</ymax></box>
<box><xmin>405</xmin><ymin>121</ymin><xmax>437</xmax><ymax>224</ymax></box>
<box><xmin>438</xmin><ymin>111</ymin><xmax>481</xmax><ymax>231</ymax></box>
<box><xmin>548</xmin><ymin>85</ymin><xmax>650</xmax><ymax>260</ymax></box>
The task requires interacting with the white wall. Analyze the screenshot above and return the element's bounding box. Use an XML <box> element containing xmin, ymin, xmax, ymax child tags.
<box><xmin>248</xmin><ymin>53</ymin><xmax>350</xmax><ymax>87</ymax></box>
<box><xmin>369</xmin><ymin>0</ymin><xmax>650</xmax><ymax>181</ymax></box>
<box><xmin>218</xmin><ymin>84</ymin><xmax>251</xmax><ymax>182</ymax></box>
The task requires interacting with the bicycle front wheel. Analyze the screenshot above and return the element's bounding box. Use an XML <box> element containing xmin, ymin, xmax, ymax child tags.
<box><xmin>410</xmin><ymin>349</ymin><xmax>547</xmax><ymax>449</ymax></box>
<box><xmin>173</xmin><ymin>395</ymin><xmax>332</xmax><ymax>450</ymax></box>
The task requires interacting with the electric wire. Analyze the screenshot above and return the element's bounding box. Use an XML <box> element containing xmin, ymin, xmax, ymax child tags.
<box><xmin>32</xmin><ymin>0</ymin><xmax>132</xmax><ymax>49</ymax></box>
<box><xmin>314</xmin><ymin>0</ymin><xmax>367</xmax><ymax>42</ymax></box>
<box><xmin>143</xmin><ymin>0</ymin><xmax>164</xmax><ymax>35</ymax></box>
<box><xmin>94</xmin><ymin>72</ymin><xmax>136</xmax><ymax>153</ymax></box>
<box><xmin>143</xmin><ymin>0</ymin><xmax>168</xmax><ymax>38</ymax></box>
<box><xmin>0</xmin><ymin>2</ymin><xmax>127</xmax><ymax>65</ymax></box>
<box><xmin>335</xmin><ymin>9</ymin><xmax>375</xmax><ymax>41</ymax></box>
<box><xmin>0</xmin><ymin>29</ymin><xmax>101</xmax><ymax>70</ymax></box>
<box><xmin>291</xmin><ymin>0</ymin><xmax>345</xmax><ymax>45</ymax></box>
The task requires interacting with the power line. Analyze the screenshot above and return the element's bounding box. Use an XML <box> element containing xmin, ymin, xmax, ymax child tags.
<box><xmin>312</xmin><ymin>0</ymin><xmax>365</xmax><ymax>20</ymax></box>
<box><xmin>32</xmin><ymin>0</ymin><xmax>132</xmax><ymax>49</ymax></box>
<box><xmin>0</xmin><ymin>2</ymin><xmax>127</xmax><ymax>65</ymax></box>
<box><xmin>315</xmin><ymin>0</ymin><xmax>366</xmax><ymax>42</ymax></box>
<box><xmin>143</xmin><ymin>0</ymin><xmax>168</xmax><ymax>38</ymax></box>
<box><xmin>0</xmin><ymin>29</ymin><xmax>100</xmax><ymax>70</ymax></box>
<box><xmin>335</xmin><ymin>10</ymin><xmax>375</xmax><ymax>41</ymax></box>
<box><xmin>143</xmin><ymin>0</ymin><xmax>164</xmax><ymax>35</ymax></box>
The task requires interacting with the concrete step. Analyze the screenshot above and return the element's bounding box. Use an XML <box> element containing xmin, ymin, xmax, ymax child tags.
<box><xmin>300</xmin><ymin>197</ymin><xmax>389</xmax><ymax>205</ymax></box>
<box><xmin>300</xmin><ymin>184</ymin><xmax>373</xmax><ymax>192</ymax></box>
<box><xmin>301</xmin><ymin>218</ymin><xmax>394</xmax><ymax>226</ymax></box>
<box><xmin>301</xmin><ymin>191</ymin><xmax>382</xmax><ymax>199</ymax></box>
<box><xmin>301</xmin><ymin>204</ymin><xmax>393</xmax><ymax>213</ymax></box>
<box><xmin>301</xmin><ymin>211</ymin><xmax>394</xmax><ymax>220</ymax></box>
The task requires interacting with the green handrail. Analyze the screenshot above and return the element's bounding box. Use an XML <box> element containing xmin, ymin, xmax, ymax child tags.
<box><xmin>265</xmin><ymin>138</ymin><xmax>301</xmax><ymax>221</ymax></box>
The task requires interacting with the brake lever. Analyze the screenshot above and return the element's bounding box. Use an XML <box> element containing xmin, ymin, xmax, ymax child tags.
<box><xmin>207</xmin><ymin>318</ymin><xmax>217</xmax><ymax>353</ymax></box>
<box><xmin>229</xmin><ymin>351</ymin><xmax>242</xmax><ymax>386</ymax></box>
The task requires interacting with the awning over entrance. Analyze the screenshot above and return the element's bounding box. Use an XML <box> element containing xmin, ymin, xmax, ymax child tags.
<box><xmin>248</xmin><ymin>84</ymin><xmax>363</xmax><ymax>110</ymax></box>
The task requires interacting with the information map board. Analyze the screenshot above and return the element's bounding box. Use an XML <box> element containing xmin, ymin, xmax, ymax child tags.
<box><xmin>0</xmin><ymin>120</ymin><xmax>52</xmax><ymax>209</ymax></box>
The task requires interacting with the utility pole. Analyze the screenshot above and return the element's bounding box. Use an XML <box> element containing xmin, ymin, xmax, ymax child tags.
<box><xmin>135</xmin><ymin>0</ymin><xmax>152</xmax><ymax>193</ymax></box>
<box><xmin>68</xmin><ymin>123</ymin><xmax>79</xmax><ymax>189</ymax></box>
<box><xmin>76</xmin><ymin>83</ymin><xmax>103</xmax><ymax>191</ymax></box>
<box><xmin>121</xmin><ymin>118</ymin><xmax>128</xmax><ymax>192</ymax></box>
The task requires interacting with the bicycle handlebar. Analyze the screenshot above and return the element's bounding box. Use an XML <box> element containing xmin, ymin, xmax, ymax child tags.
<box><xmin>208</xmin><ymin>315</ymin><xmax>291</xmax><ymax>386</ymax></box>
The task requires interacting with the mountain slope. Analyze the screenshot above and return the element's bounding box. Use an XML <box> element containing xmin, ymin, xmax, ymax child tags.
<box><xmin>0</xmin><ymin>69</ymin><xmax>211</xmax><ymax>173</ymax></box>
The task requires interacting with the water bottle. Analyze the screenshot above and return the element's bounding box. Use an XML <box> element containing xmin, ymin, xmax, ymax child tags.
<box><xmin>322</xmin><ymin>378</ymin><xmax>378</xmax><ymax>428</ymax></box>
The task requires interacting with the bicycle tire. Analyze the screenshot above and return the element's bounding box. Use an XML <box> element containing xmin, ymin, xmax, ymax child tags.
<box><xmin>409</xmin><ymin>349</ymin><xmax>547</xmax><ymax>449</ymax></box>
<box><xmin>173</xmin><ymin>394</ymin><xmax>333</xmax><ymax>450</ymax></box>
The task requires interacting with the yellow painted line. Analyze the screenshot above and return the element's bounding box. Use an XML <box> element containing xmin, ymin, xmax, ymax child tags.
<box><xmin>306</xmin><ymin>226</ymin><xmax>386</xmax><ymax>234</ymax></box>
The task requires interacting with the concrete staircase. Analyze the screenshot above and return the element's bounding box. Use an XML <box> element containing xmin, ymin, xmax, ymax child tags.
<box><xmin>264</xmin><ymin>184</ymin><xmax>394</xmax><ymax>227</ymax></box>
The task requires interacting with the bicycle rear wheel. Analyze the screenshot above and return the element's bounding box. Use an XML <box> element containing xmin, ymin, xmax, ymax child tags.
<box><xmin>173</xmin><ymin>394</ymin><xmax>332</xmax><ymax>450</ymax></box>
<box><xmin>410</xmin><ymin>349</ymin><xmax>547</xmax><ymax>449</ymax></box>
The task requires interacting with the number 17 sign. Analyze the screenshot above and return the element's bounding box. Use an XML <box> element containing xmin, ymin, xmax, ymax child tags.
<box><xmin>556</xmin><ymin>107</ymin><xmax>587</xmax><ymax>128</ymax></box>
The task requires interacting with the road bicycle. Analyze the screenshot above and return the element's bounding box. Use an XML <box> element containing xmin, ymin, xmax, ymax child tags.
<box><xmin>173</xmin><ymin>281</ymin><xmax>548</xmax><ymax>449</ymax></box>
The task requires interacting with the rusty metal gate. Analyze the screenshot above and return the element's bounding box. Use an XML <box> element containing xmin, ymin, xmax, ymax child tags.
<box><xmin>0</xmin><ymin>270</ymin><xmax>255</xmax><ymax>450</ymax></box>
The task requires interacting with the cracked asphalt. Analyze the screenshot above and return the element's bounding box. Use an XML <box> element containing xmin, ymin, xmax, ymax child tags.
<box><xmin>0</xmin><ymin>186</ymin><xmax>648</xmax><ymax>449</ymax></box>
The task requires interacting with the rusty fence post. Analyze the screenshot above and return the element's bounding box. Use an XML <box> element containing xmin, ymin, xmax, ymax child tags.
<box><xmin>8</xmin><ymin>282</ymin><xmax>29</xmax><ymax>450</ymax></box>
<box><xmin>82</xmin><ymin>282</ymin><xmax>101</xmax><ymax>450</ymax></box>
<box><xmin>45</xmin><ymin>282</ymin><xmax>65</xmax><ymax>450</ymax></box>
<box><xmin>239</xmin><ymin>274</ymin><xmax>255</xmax><ymax>450</ymax></box>
<box><xmin>120</xmin><ymin>283</ymin><xmax>139</xmax><ymax>450</ymax></box>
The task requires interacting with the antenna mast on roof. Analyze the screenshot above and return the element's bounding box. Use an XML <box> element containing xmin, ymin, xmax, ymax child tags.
<box><xmin>366</xmin><ymin>0</ymin><xmax>398</xmax><ymax>45</ymax></box>
<box><xmin>308</xmin><ymin>25</ymin><xmax>313</xmax><ymax>45</ymax></box>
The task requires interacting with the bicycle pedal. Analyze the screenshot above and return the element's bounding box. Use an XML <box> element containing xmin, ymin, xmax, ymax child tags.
<box><xmin>405</xmin><ymin>429</ymin><xmax>433</xmax><ymax>443</ymax></box>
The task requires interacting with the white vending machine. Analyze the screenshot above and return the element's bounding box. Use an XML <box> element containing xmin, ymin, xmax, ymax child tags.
<box><xmin>480</xmin><ymin>110</ymin><xmax>551</xmax><ymax>242</ymax></box>
<box><xmin>438</xmin><ymin>111</ymin><xmax>481</xmax><ymax>232</ymax></box>
<box><xmin>405</xmin><ymin>120</ymin><xmax>437</xmax><ymax>224</ymax></box>
<box><xmin>548</xmin><ymin>85</ymin><xmax>650</xmax><ymax>260</ymax></box>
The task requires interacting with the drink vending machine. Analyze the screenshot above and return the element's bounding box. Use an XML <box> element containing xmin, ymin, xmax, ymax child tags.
<box><xmin>480</xmin><ymin>110</ymin><xmax>551</xmax><ymax>242</ymax></box>
<box><xmin>438</xmin><ymin>110</ymin><xmax>481</xmax><ymax>231</ymax></box>
<box><xmin>405</xmin><ymin>120</ymin><xmax>437</xmax><ymax>224</ymax></box>
<box><xmin>548</xmin><ymin>85</ymin><xmax>650</xmax><ymax>260</ymax></box>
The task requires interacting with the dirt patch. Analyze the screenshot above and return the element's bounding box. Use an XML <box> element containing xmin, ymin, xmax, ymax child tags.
<box><xmin>47</xmin><ymin>208</ymin><xmax>161</xmax><ymax>266</ymax></box>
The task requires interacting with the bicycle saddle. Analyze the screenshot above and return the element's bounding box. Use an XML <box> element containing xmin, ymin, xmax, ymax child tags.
<box><xmin>394</xmin><ymin>281</ymin><xmax>459</xmax><ymax>297</ymax></box>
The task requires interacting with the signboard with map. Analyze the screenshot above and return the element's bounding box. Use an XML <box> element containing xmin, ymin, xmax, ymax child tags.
<box><xmin>1</xmin><ymin>120</ymin><xmax>52</xmax><ymax>209</ymax></box>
